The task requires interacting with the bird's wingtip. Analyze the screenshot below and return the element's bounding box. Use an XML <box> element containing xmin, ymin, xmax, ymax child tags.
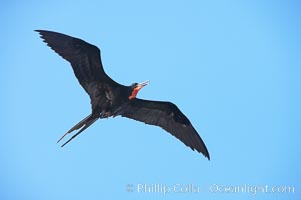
<box><xmin>196</xmin><ymin>148</ymin><xmax>210</xmax><ymax>161</ymax></box>
<box><xmin>204</xmin><ymin>151</ymin><xmax>210</xmax><ymax>161</ymax></box>
<box><xmin>34</xmin><ymin>30</ymin><xmax>45</xmax><ymax>37</ymax></box>
<box><xmin>34</xmin><ymin>30</ymin><xmax>51</xmax><ymax>36</ymax></box>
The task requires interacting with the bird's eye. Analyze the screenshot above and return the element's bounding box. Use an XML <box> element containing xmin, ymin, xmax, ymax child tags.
<box><xmin>132</xmin><ymin>83</ymin><xmax>138</xmax><ymax>88</ymax></box>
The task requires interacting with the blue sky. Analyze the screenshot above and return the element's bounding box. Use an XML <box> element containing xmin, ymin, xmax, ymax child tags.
<box><xmin>1</xmin><ymin>0</ymin><xmax>300</xmax><ymax>199</ymax></box>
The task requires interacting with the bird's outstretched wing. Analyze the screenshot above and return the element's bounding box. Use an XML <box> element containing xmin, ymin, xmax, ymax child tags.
<box><xmin>35</xmin><ymin>30</ymin><xmax>118</xmax><ymax>95</ymax></box>
<box><xmin>117</xmin><ymin>98</ymin><xmax>210</xmax><ymax>159</ymax></box>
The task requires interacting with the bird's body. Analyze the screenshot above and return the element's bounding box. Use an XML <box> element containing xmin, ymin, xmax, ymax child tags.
<box><xmin>36</xmin><ymin>30</ymin><xmax>210</xmax><ymax>160</ymax></box>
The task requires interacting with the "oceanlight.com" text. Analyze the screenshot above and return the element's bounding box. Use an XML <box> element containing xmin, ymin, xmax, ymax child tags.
<box><xmin>133</xmin><ymin>183</ymin><xmax>295</xmax><ymax>196</ymax></box>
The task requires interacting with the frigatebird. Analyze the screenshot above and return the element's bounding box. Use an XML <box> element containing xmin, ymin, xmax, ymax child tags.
<box><xmin>36</xmin><ymin>30</ymin><xmax>210</xmax><ymax>160</ymax></box>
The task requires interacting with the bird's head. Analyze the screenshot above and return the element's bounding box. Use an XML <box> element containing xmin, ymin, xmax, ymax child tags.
<box><xmin>128</xmin><ymin>80</ymin><xmax>150</xmax><ymax>99</ymax></box>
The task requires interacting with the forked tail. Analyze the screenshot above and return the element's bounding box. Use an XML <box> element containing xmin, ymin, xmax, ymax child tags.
<box><xmin>57</xmin><ymin>114</ymin><xmax>98</xmax><ymax>147</ymax></box>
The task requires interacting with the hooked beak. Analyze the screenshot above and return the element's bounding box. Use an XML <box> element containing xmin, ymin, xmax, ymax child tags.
<box><xmin>137</xmin><ymin>80</ymin><xmax>150</xmax><ymax>89</ymax></box>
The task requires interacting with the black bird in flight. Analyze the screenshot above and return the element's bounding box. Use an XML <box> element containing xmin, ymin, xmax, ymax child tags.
<box><xmin>36</xmin><ymin>30</ymin><xmax>210</xmax><ymax>160</ymax></box>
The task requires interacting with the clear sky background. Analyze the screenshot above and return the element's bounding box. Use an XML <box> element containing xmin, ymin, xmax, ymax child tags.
<box><xmin>1</xmin><ymin>0</ymin><xmax>300</xmax><ymax>199</ymax></box>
